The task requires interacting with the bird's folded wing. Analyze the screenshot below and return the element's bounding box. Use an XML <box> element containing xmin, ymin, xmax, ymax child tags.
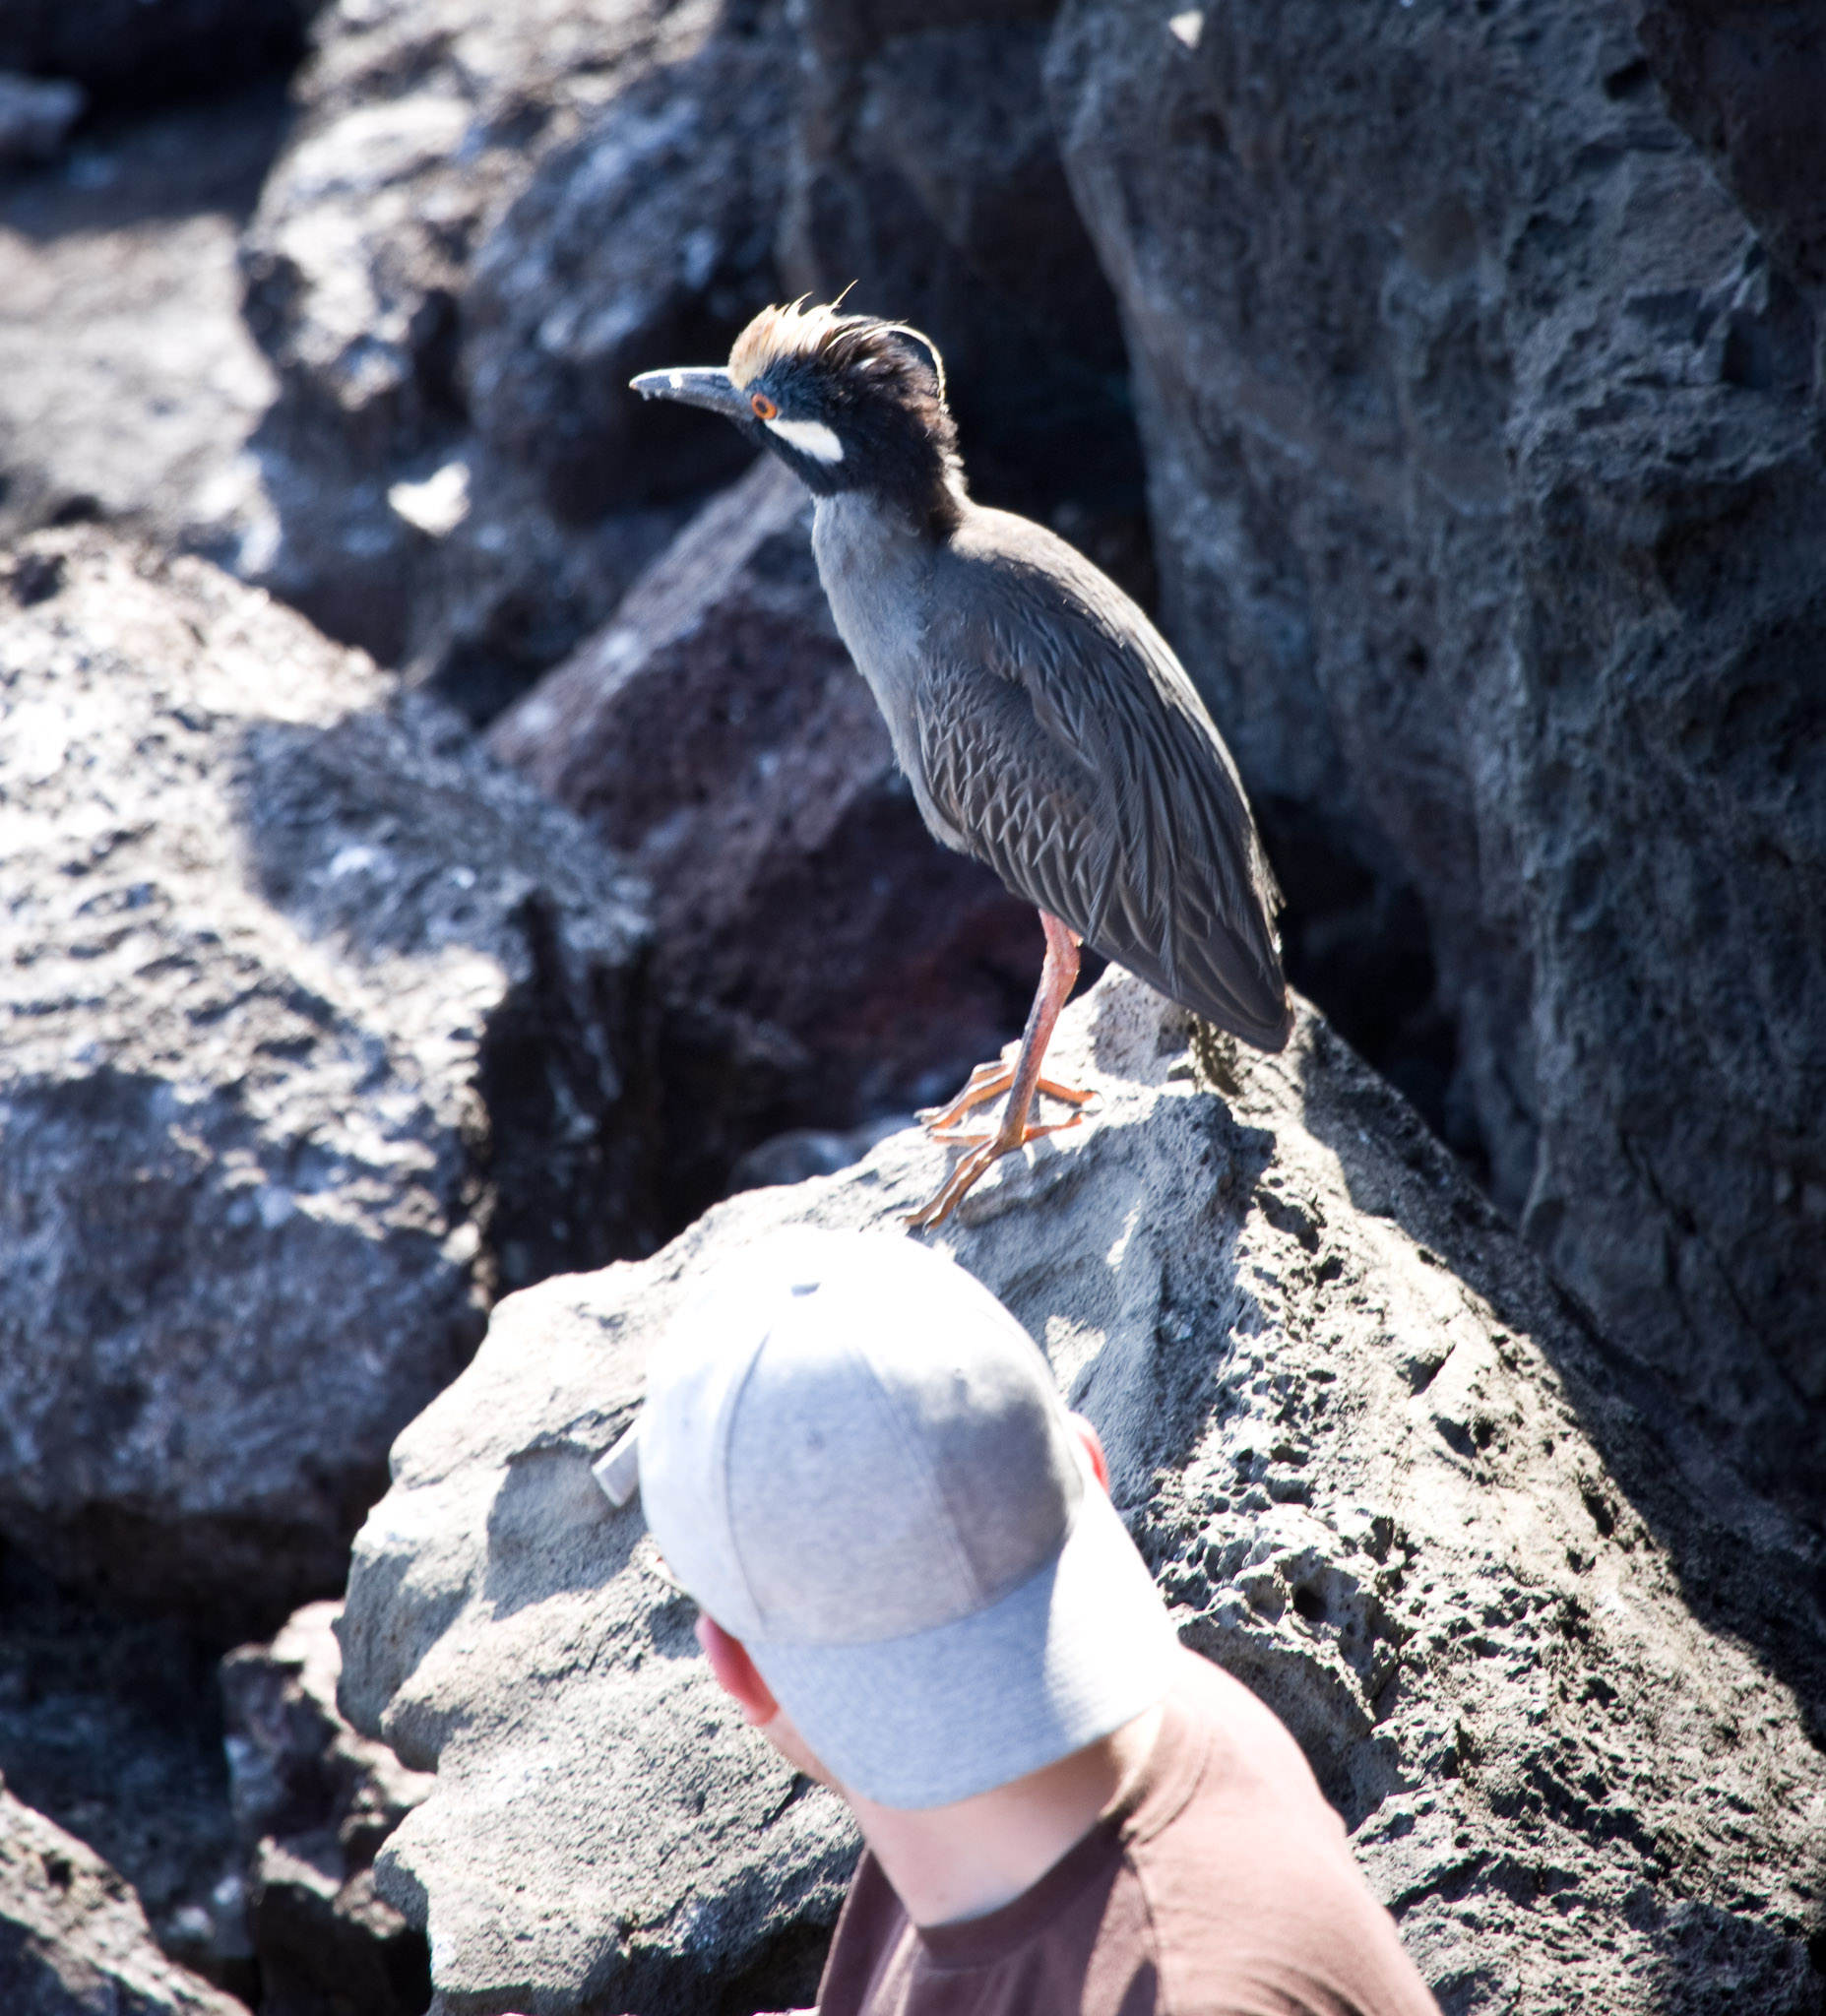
<box><xmin>916</xmin><ymin>593</ymin><xmax>1291</xmax><ymax>1048</ymax></box>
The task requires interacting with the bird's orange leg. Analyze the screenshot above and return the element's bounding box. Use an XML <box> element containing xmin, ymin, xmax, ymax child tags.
<box><xmin>906</xmin><ymin>913</ymin><xmax>1094</xmax><ymax>1230</ymax></box>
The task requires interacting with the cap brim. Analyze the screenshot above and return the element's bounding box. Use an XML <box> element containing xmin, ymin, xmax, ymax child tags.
<box><xmin>748</xmin><ymin>1475</ymin><xmax>1178</xmax><ymax>1810</ymax></box>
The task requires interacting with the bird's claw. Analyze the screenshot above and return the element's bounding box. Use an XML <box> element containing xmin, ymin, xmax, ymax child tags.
<box><xmin>904</xmin><ymin>1144</ymin><xmax>1002</xmax><ymax>1230</ymax></box>
<box><xmin>904</xmin><ymin>1106</ymin><xmax>1091</xmax><ymax>1228</ymax></box>
<box><xmin>916</xmin><ymin>1061</ymin><xmax>1013</xmax><ymax>1132</ymax></box>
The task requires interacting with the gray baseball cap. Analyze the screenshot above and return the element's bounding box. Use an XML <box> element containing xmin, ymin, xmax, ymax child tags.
<box><xmin>638</xmin><ymin>1229</ymin><xmax>1178</xmax><ymax>1809</ymax></box>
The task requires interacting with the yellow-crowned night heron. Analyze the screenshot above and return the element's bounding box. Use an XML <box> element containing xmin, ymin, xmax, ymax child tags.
<box><xmin>633</xmin><ymin>301</ymin><xmax>1291</xmax><ymax>1228</ymax></box>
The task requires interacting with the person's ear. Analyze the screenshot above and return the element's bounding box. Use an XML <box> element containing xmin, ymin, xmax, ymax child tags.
<box><xmin>1067</xmin><ymin>1412</ymin><xmax>1110</xmax><ymax>1492</ymax></box>
<box><xmin>697</xmin><ymin>1613</ymin><xmax>781</xmax><ymax>1727</ymax></box>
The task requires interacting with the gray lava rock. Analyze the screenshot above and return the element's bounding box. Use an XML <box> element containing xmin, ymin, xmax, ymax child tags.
<box><xmin>234</xmin><ymin>0</ymin><xmax>719</xmax><ymax>700</ymax></box>
<box><xmin>1045</xmin><ymin>0</ymin><xmax>1826</xmax><ymax>1509</ymax></box>
<box><xmin>0</xmin><ymin>1774</ymin><xmax>245</xmax><ymax>2016</ymax></box>
<box><xmin>222</xmin><ymin>1602</ymin><xmax>433</xmax><ymax>2016</ymax></box>
<box><xmin>463</xmin><ymin>15</ymin><xmax>790</xmax><ymax>523</ymax></box>
<box><xmin>0</xmin><ymin>85</ymin><xmax>287</xmax><ymax>563</ymax></box>
<box><xmin>339</xmin><ymin>973</ymin><xmax>1826</xmax><ymax>2015</ymax></box>
<box><xmin>489</xmin><ymin>457</ymin><xmax>1043</xmax><ymax>1224</ymax></box>
<box><xmin>0</xmin><ymin>1</ymin><xmax>313</xmax><ymax>114</ymax></box>
<box><xmin>779</xmin><ymin>0</ymin><xmax>1152</xmax><ymax>592</ymax></box>
<box><xmin>0</xmin><ymin>530</ymin><xmax>654</xmax><ymax>1634</ymax></box>
<box><xmin>242</xmin><ymin>0</ymin><xmax>698</xmax><ymax>477</ymax></box>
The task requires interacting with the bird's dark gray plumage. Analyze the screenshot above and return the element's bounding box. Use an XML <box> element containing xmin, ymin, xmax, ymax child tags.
<box><xmin>633</xmin><ymin>300</ymin><xmax>1291</xmax><ymax>1225</ymax></box>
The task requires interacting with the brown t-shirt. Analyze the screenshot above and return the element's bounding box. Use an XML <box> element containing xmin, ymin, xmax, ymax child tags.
<box><xmin>812</xmin><ymin>1650</ymin><xmax>1439</xmax><ymax>2016</ymax></box>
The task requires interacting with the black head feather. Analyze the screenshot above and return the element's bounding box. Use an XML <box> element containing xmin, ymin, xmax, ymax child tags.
<box><xmin>728</xmin><ymin>300</ymin><xmax>966</xmax><ymax>535</ymax></box>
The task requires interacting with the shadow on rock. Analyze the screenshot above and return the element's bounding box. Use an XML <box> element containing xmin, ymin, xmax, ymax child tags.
<box><xmin>483</xmin><ymin>1442</ymin><xmax>647</xmax><ymax>1623</ymax></box>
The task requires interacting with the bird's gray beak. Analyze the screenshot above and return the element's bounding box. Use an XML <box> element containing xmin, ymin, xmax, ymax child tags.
<box><xmin>629</xmin><ymin>366</ymin><xmax>750</xmax><ymax>420</ymax></box>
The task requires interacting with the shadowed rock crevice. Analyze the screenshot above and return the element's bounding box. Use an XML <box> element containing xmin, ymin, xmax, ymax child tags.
<box><xmin>0</xmin><ymin>1541</ymin><xmax>254</xmax><ymax>1999</ymax></box>
<box><xmin>781</xmin><ymin>0</ymin><xmax>1154</xmax><ymax>604</ymax></box>
<box><xmin>220</xmin><ymin>1603</ymin><xmax>434</xmax><ymax>2016</ymax></box>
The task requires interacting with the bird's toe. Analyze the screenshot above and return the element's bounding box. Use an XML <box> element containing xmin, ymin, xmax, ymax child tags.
<box><xmin>917</xmin><ymin>1059</ymin><xmax>1017</xmax><ymax>1133</ymax></box>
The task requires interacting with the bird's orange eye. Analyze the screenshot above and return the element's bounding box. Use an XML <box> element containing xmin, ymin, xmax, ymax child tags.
<box><xmin>750</xmin><ymin>392</ymin><xmax>778</xmax><ymax>420</ymax></box>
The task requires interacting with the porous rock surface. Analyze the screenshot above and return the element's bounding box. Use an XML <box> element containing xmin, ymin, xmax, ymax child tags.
<box><xmin>1625</xmin><ymin>0</ymin><xmax>1826</xmax><ymax>300</ymax></box>
<box><xmin>490</xmin><ymin>456</ymin><xmax>1041</xmax><ymax>1222</ymax></box>
<box><xmin>235</xmin><ymin>0</ymin><xmax>718</xmax><ymax>697</ymax></box>
<box><xmin>340</xmin><ymin>973</ymin><xmax>1826</xmax><ymax>2015</ymax></box>
<box><xmin>222</xmin><ymin>1601</ymin><xmax>434</xmax><ymax>2016</ymax></box>
<box><xmin>0</xmin><ymin>1774</ymin><xmax>244</xmax><ymax>2016</ymax></box>
<box><xmin>1046</xmin><ymin>0</ymin><xmax>1826</xmax><ymax>1510</ymax></box>
<box><xmin>0</xmin><ymin>531</ymin><xmax>653</xmax><ymax>1632</ymax></box>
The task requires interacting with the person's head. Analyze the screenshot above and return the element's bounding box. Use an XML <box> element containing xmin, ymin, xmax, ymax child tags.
<box><xmin>633</xmin><ymin>1229</ymin><xmax>1178</xmax><ymax>1810</ymax></box>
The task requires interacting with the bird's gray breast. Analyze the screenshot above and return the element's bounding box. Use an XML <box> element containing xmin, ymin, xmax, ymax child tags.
<box><xmin>809</xmin><ymin>494</ymin><xmax>968</xmax><ymax>851</ymax></box>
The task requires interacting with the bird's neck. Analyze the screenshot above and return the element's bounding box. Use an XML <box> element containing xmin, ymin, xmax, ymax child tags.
<box><xmin>811</xmin><ymin>491</ymin><xmax>935</xmax><ymax>716</ymax></box>
<box><xmin>808</xmin><ymin>434</ymin><xmax>964</xmax><ymax>539</ymax></box>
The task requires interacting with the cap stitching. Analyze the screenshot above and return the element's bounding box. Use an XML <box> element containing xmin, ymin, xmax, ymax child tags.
<box><xmin>717</xmin><ymin>1319</ymin><xmax>779</xmax><ymax>1633</ymax></box>
<box><xmin>855</xmin><ymin>1336</ymin><xmax>983</xmax><ymax>1613</ymax></box>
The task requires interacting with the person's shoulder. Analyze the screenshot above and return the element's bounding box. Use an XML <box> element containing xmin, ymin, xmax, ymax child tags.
<box><xmin>1165</xmin><ymin>1648</ymin><xmax>1339</xmax><ymax>1821</ymax></box>
<box><xmin>1123</xmin><ymin>1652</ymin><xmax>1441</xmax><ymax>2016</ymax></box>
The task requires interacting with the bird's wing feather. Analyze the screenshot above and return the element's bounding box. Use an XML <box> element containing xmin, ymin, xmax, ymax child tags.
<box><xmin>917</xmin><ymin>536</ymin><xmax>1291</xmax><ymax>1048</ymax></box>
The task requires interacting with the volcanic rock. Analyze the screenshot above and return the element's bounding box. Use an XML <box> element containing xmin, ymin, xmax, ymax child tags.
<box><xmin>0</xmin><ymin>530</ymin><xmax>654</xmax><ymax>1634</ymax></box>
<box><xmin>221</xmin><ymin>1602</ymin><xmax>434</xmax><ymax>2016</ymax></box>
<box><xmin>234</xmin><ymin>0</ymin><xmax>724</xmax><ymax>709</ymax></box>
<box><xmin>339</xmin><ymin>972</ymin><xmax>1826</xmax><ymax>2014</ymax></box>
<box><xmin>242</xmin><ymin>0</ymin><xmax>702</xmax><ymax>480</ymax></box>
<box><xmin>489</xmin><ymin>456</ymin><xmax>1043</xmax><ymax>1224</ymax></box>
<box><xmin>0</xmin><ymin>75</ymin><xmax>84</xmax><ymax>166</ymax></box>
<box><xmin>1625</xmin><ymin>0</ymin><xmax>1826</xmax><ymax>298</ymax></box>
<box><xmin>0</xmin><ymin>84</ymin><xmax>287</xmax><ymax>564</ymax></box>
<box><xmin>1045</xmin><ymin>0</ymin><xmax>1826</xmax><ymax>1508</ymax></box>
<box><xmin>463</xmin><ymin>13</ymin><xmax>790</xmax><ymax>524</ymax></box>
<box><xmin>0</xmin><ymin>1776</ymin><xmax>244</xmax><ymax>2016</ymax></box>
<box><xmin>0</xmin><ymin>1544</ymin><xmax>250</xmax><ymax>1996</ymax></box>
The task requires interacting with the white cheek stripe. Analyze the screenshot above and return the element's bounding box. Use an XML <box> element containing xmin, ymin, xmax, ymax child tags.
<box><xmin>766</xmin><ymin>415</ymin><xmax>845</xmax><ymax>464</ymax></box>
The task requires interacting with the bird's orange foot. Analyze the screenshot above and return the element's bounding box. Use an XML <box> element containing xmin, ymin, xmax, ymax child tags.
<box><xmin>918</xmin><ymin>1062</ymin><xmax>1094</xmax><ymax>1135</ymax></box>
<box><xmin>904</xmin><ymin>1102</ymin><xmax>1092</xmax><ymax>1230</ymax></box>
<box><xmin>916</xmin><ymin>1060</ymin><xmax>1011</xmax><ymax>1132</ymax></box>
<box><xmin>924</xmin><ymin>1090</ymin><xmax>1096</xmax><ymax>1146</ymax></box>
